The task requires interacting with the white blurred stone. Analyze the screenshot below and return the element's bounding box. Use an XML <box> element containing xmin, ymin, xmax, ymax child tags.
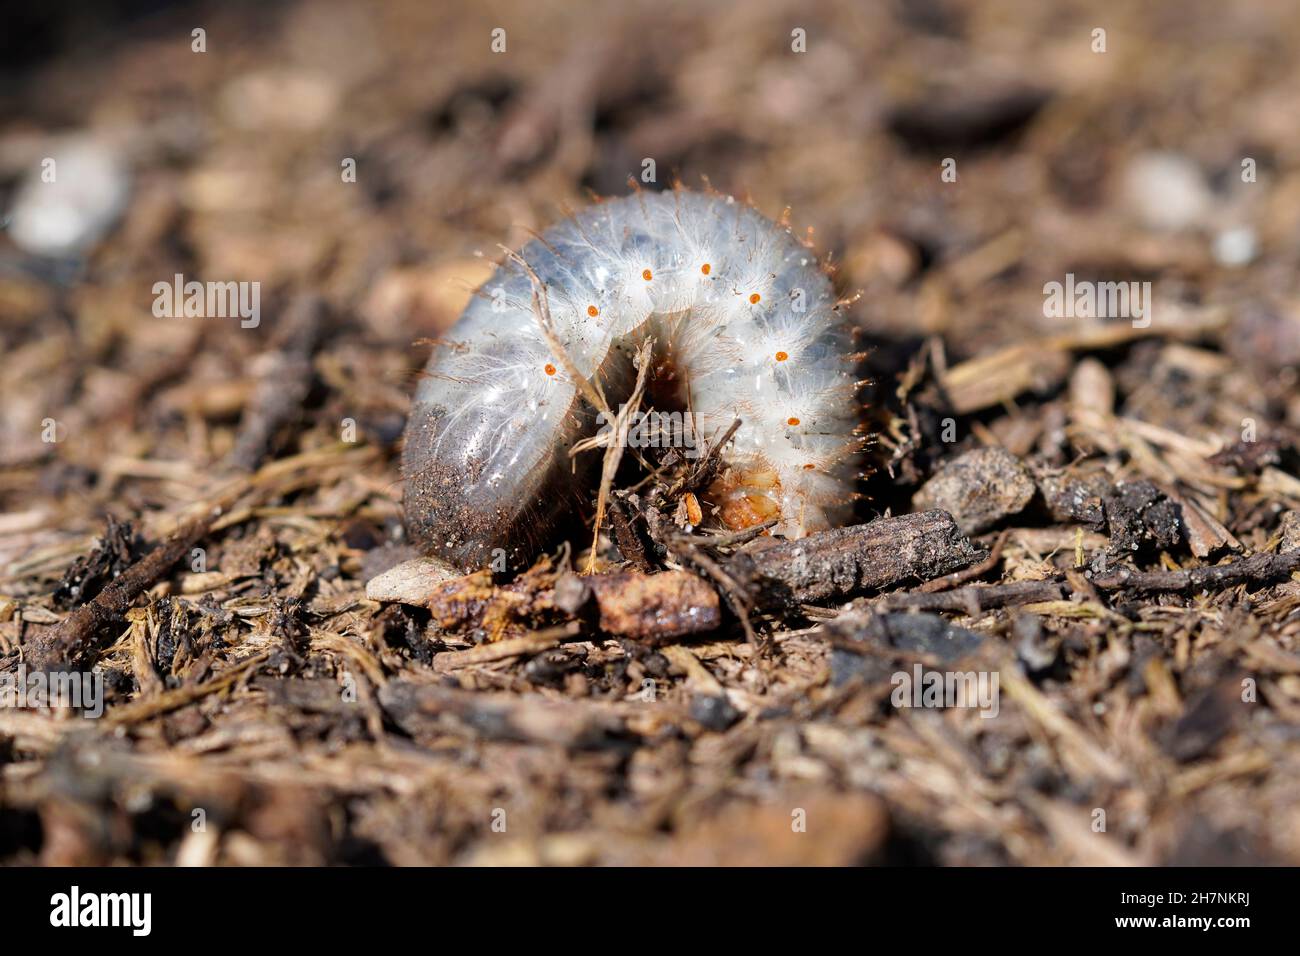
<box><xmin>1212</xmin><ymin>226</ymin><xmax>1257</xmax><ymax>267</ymax></box>
<box><xmin>7</xmin><ymin>136</ymin><xmax>129</xmax><ymax>256</ymax></box>
<box><xmin>1122</xmin><ymin>151</ymin><xmax>1212</xmax><ymax>232</ymax></box>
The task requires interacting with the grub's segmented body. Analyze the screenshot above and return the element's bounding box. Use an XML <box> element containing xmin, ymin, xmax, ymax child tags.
<box><xmin>403</xmin><ymin>190</ymin><xmax>862</xmax><ymax>570</ymax></box>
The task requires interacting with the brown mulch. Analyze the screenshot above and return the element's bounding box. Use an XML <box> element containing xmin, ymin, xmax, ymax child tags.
<box><xmin>2</xmin><ymin>0</ymin><xmax>1300</xmax><ymax>866</ymax></box>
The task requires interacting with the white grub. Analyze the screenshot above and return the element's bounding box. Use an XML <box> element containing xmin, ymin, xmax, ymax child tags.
<box><xmin>401</xmin><ymin>190</ymin><xmax>863</xmax><ymax>568</ymax></box>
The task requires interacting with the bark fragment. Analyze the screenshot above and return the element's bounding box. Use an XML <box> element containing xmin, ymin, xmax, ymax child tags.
<box><xmin>731</xmin><ymin>510</ymin><xmax>983</xmax><ymax>608</ymax></box>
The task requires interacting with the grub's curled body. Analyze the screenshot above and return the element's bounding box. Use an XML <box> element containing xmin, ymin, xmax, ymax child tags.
<box><xmin>403</xmin><ymin>191</ymin><xmax>861</xmax><ymax>570</ymax></box>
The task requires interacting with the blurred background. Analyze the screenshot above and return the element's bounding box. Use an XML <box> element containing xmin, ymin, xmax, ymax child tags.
<box><xmin>3</xmin><ymin>0</ymin><xmax>1299</xmax><ymax>520</ymax></box>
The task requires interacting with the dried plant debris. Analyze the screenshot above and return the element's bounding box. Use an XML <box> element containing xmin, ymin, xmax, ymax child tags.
<box><xmin>4</xmin><ymin>0</ymin><xmax>1300</xmax><ymax>868</ymax></box>
<box><xmin>420</xmin><ymin>559</ymin><xmax>722</xmax><ymax>643</ymax></box>
<box><xmin>50</xmin><ymin>516</ymin><xmax>144</xmax><ymax>611</ymax></box>
<box><xmin>913</xmin><ymin>447</ymin><xmax>1037</xmax><ymax>535</ymax></box>
<box><xmin>1102</xmin><ymin>479</ymin><xmax>1182</xmax><ymax>557</ymax></box>
<box><xmin>826</xmin><ymin>610</ymin><xmax>988</xmax><ymax>688</ymax></box>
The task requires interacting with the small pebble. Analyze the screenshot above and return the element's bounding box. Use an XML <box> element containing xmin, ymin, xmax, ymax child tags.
<box><xmin>689</xmin><ymin>694</ymin><xmax>742</xmax><ymax>731</ymax></box>
<box><xmin>1121</xmin><ymin>151</ymin><xmax>1212</xmax><ymax>232</ymax></box>
<box><xmin>1212</xmin><ymin>226</ymin><xmax>1257</xmax><ymax>267</ymax></box>
<box><xmin>7</xmin><ymin>136</ymin><xmax>129</xmax><ymax>256</ymax></box>
<box><xmin>365</xmin><ymin>556</ymin><xmax>461</xmax><ymax>604</ymax></box>
<box><xmin>1279</xmin><ymin>511</ymin><xmax>1300</xmax><ymax>553</ymax></box>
